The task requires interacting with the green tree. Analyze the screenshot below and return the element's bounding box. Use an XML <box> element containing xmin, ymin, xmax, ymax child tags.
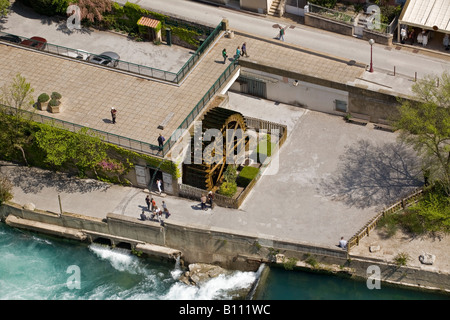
<box><xmin>396</xmin><ymin>71</ymin><xmax>450</xmax><ymax>196</ymax></box>
<box><xmin>0</xmin><ymin>73</ymin><xmax>35</xmax><ymax>165</ymax></box>
<box><xmin>0</xmin><ymin>0</ymin><xmax>10</xmax><ymax>16</ymax></box>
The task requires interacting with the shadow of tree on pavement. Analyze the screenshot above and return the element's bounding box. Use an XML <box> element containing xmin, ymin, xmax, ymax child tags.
<box><xmin>318</xmin><ymin>139</ymin><xmax>424</xmax><ymax>210</ymax></box>
<box><xmin>2</xmin><ymin>164</ymin><xmax>111</xmax><ymax>194</ymax></box>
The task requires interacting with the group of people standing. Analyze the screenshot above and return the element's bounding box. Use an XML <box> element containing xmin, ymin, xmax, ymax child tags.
<box><xmin>222</xmin><ymin>42</ymin><xmax>249</xmax><ymax>64</ymax></box>
<box><xmin>401</xmin><ymin>26</ymin><xmax>449</xmax><ymax>51</ymax></box>
<box><xmin>200</xmin><ymin>191</ymin><xmax>214</xmax><ymax>211</ymax></box>
<box><xmin>141</xmin><ymin>195</ymin><xmax>170</xmax><ymax>223</ymax></box>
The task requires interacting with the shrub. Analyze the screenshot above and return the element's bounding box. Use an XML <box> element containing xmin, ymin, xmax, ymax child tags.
<box><xmin>283</xmin><ymin>257</ymin><xmax>298</xmax><ymax>270</ymax></box>
<box><xmin>51</xmin><ymin>92</ymin><xmax>62</xmax><ymax>100</ymax></box>
<box><xmin>37</xmin><ymin>93</ymin><xmax>50</xmax><ymax>103</ymax></box>
<box><xmin>236</xmin><ymin>166</ymin><xmax>259</xmax><ymax>188</ymax></box>
<box><xmin>394</xmin><ymin>252</ymin><xmax>410</xmax><ymax>266</ymax></box>
<box><xmin>218</xmin><ymin>181</ymin><xmax>237</xmax><ymax>197</ymax></box>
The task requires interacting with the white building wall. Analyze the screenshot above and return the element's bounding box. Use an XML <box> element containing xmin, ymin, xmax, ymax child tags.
<box><xmin>233</xmin><ymin>69</ymin><xmax>349</xmax><ymax>115</ymax></box>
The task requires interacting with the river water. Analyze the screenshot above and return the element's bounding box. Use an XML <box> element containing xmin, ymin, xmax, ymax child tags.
<box><xmin>0</xmin><ymin>223</ymin><xmax>448</xmax><ymax>301</ymax></box>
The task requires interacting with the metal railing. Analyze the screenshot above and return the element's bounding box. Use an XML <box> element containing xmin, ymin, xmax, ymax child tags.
<box><xmin>175</xmin><ymin>21</ymin><xmax>224</xmax><ymax>83</ymax></box>
<box><xmin>0</xmin><ymin>31</ymin><xmax>178</xmax><ymax>83</ymax></box>
<box><xmin>162</xmin><ymin>56</ymin><xmax>240</xmax><ymax>156</ymax></box>
<box><xmin>0</xmin><ymin>20</ymin><xmax>223</xmax><ymax>84</ymax></box>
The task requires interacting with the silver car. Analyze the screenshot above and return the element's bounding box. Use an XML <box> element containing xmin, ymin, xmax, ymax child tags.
<box><xmin>87</xmin><ymin>51</ymin><xmax>120</xmax><ymax>67</ymax></box>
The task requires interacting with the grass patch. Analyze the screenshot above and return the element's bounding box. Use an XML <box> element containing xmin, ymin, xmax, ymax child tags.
<box><xmin>236</xmin><ymin>166</ymin><xmax>259</xmax><ymax>188</ymax></box>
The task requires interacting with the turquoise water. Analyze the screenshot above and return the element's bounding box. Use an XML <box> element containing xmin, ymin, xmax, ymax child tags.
<box><xmin>0</xmin><ymin>223</ymin><xmax>448</xmax><ymax>300</ymax></box>
<box><xmin>253</xmin><ymin>266</ymin><xmax>449</xmax><ymax>300</ymax></box>
<box><xmin>0</xmin><ymin>223</ymin><xmax>259</xmax><ymax>300</ymax></box>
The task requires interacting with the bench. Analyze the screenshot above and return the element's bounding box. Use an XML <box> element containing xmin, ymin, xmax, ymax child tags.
<box><xmin>374</xmin><ymin>119</ymin><xmax>396</xmax><ymax>132</ymax></box>
<box><xmin>347</xmin><ymin>112</ymin><xmax>370</xmax><ymax>125</ymax></box>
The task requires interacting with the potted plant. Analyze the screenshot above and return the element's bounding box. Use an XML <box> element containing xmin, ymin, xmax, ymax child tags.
<box><xmin>37</xmin><ymin>93</ymin><xmax>50</xmax><ymax>111</ymax></box>
<box><xmin>48</xmin><ymin>98</ymin><xmax>61</xmax><ymax>113</ymax></box>
<box><xmin>48</xmin><ymin>92</ymin><xmax>62</xmax><ymax>113</ymax></box>
<box><xmin>51</xmin><ymin>92</ymin><xmax>62</xmax><ymax>100</ymax></box>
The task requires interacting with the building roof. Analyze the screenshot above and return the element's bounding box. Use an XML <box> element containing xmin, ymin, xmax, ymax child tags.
<box><xmin>137</xmin><ymin>17</ymin><xmax>161</xmax><ymax>29</ymax></box>
<box><xmin>399</xmin><ymin>0</ymin><xmax>450</xmax><ymax>33</ymax></box>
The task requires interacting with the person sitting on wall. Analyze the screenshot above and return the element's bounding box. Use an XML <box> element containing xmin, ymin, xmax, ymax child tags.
<box><xmin>339</xmin><ymin>237</ymin><xmax>348</xmax><ymax>249</ymax></box>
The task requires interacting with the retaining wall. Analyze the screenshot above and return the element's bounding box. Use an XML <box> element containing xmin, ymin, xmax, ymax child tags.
<box><xmin>238</xmin><ymin>59</ymin><xmax>408</xmax><ymax>122</ymax></box>
<box><xmin>1</xmin><ymin>202</ymin><xmax>448</xmax><ymax>293</ymax></box>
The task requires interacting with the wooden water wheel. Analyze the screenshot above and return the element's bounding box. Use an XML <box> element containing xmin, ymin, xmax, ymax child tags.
<box><xmin>183</xmin><ymin>107</ymin><xmax>248</xmax><ymax>191</ymax></box>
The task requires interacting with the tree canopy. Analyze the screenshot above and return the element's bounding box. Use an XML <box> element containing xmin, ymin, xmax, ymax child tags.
<box><xmin>396</xmin><ymin>71</ymin><xmax>450</xmax><ymax>195</ymax></box>
<box><xmin>0</xmin><ymin>0</ymin><xmax>10</xmax><ymax>17</ymax></box>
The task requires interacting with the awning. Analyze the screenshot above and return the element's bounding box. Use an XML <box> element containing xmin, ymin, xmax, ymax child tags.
<box><xmin>137</xmin><ymin>17</ymin><xmax>161</xmax><ymax>29</ymax></box>
<box><xmin>399</xmin><ymin>0</ymin><xmax>450</xmax><ymax>33</ymax></box>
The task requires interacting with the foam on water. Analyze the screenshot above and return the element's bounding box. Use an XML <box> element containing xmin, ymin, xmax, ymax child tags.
<box><xmin>88</xmin><ymin>244</ymin><xmax>140</xmax><ymax>273</ymax></box>
<box><xmin>163</xmin><ymin>269</ymin><xmax>259</xmax><ymax>300</ymax></box>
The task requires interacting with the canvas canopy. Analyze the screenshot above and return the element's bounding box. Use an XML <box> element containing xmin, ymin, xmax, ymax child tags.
<box><xmin>399</xmin><ymin>0</ymin><xmax>450</xmax><ymax>34</ymax></box>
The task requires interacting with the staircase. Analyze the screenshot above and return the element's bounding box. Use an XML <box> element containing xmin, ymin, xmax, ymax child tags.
<box><xmin>268</xmin><ymin>0</ymin><xmax>282</xmax><ymax>17</ymax></box>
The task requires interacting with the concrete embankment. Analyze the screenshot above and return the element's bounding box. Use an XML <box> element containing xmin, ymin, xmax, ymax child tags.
<box><xmin>1</xmin><ymin>201</ymin><xmax>449</xmax><ymax>294</ymax></box>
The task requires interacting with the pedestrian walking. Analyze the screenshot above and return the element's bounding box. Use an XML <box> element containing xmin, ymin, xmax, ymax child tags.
<box><xmin>208</xmin><ymin>190</ymin><xmax>214</xmax><ymax>209</ymax></box>
<box><xmin>157</xmin><ymin>134</ymin><xmax>165</xmax><ymax>151</ymax></box>
<box><xmin>235</xmin><ymin>46</ymin><xmax>241</xmax><ymax>59</ymax></box>
<box><xmin>241</xmin><ymin>42</ymin><xmax>248</xmax><ymax>57</ymax></box>
<box><xmin>145</xmin><ymin>195</ymin><xmax>151</xmax><ymax>210</ymax></box>
<box><xmin>222</xmin><ymin>48</ymin><xmax>228</xmax><ymax>64</ymax></box>
<box><xmin>200</xmin><ymin>194</ymin><xmax>207</xmax><ymax>210</ymax></box>
<box><xmin>110</xmin><ymin>107</ymin><xmax>117</xmax><ymax>124</ymax></box>
<box><xmin>156</xmin><ymin>179</ymin><xmax>162</xmax><ymax>194</ymax></box>
<box><xmin>162</xmin><ymin>200</ymin><xmax>167</xmax><ymax>211</ymax></box>
<box><xmin>278</xmin><ymin>26</ymin><xmax>285</xmax><ymax>41</ymax></box>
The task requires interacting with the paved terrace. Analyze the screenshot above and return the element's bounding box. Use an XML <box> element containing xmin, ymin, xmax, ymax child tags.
<box><xmin>0</xmin><ymin>30</ymin><xmax>367</xmax><ymax>156</ymax></box>
<box><xmin>0</xmin><ymin>29</ymin><xmax>426</xmax><ymax>250</ymax></box>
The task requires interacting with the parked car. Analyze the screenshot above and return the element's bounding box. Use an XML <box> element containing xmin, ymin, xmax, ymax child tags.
<box><xmin>0</xmin><ymin>34</ymin><xmax>22</xmax><ymax>44</ymax></box>
<box><xmin>64</xmin><ymin>49</ymin><xmax>89</xmax><ymax>60</ymax></box>
<box><xmin>87</xmin><ymin>51</ymin><xmax>120</xmax><ymax>67</ymax></box>
<box><xmin>20</xmin><ymin>36</ymin><xmax>47</xmax><ymax>50</ymax></box>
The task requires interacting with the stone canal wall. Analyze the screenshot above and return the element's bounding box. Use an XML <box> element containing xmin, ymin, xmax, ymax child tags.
<box><xmin>1</xmin><ymin>201</ymin><xmax>449</xmax><ymax>293</ymax></box>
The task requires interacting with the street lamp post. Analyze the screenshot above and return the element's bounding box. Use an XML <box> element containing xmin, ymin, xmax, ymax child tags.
<box><xmin>369</xmin><ymin>38</ymin><xmax>375</xmax><ymax>73</ymax></box>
